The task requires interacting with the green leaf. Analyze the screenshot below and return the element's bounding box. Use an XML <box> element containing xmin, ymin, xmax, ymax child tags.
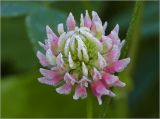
<box><xmin>1</xmin><ymin>1</ymin><xmax>45</xmax><ymax>17</ymax></box>
<box><xmin>1</xmin><ymin>17</ymin><xmax>38</xmax><ymax>75</ymax></box>
<box><xmin>1</xmin><ymin>73</ymin><xmax>86</xmax><ymax>118</ymax></box>
<box><xmin>25</xmin><ymin>8</ymin><xmax>67</xmax><ymax>52</ymax></box>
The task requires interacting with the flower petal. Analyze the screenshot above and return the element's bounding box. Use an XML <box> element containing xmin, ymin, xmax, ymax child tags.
<box><xmin>113</xmin><ymin>80</ymin><xmax>126</xmax><ymax>87</ymax></box>
<box><xmin>96</xmin><ymin>83</ymin><xmax>116</xmax><ymax>97</ymax></box>
<box><xmin>84</xmin><ymin>10</ymin><xmax>92</xmax><ymax>28</ymax></box>
<box><xmin>37</xmin><ymin>51</ymin><xmax>49</xmax><ymax>67</ymax></box>
<box><xmin>76</xmin><ymin>36</ymin><xmax>87</xmax><ymax>60</ymax></box>
<box><xmin>58</xmin><ymin>23</ymin><xmax>64</xmax><ymax>35</ymax></box>
<box><xmin>108</xmin><ymin>24</ymin><xmax>121</xmax><ymax>46</ymax></box>
<box><xmin>46</xmin><ymin>26</ymin><xmax>59</xmax><ymax>55</ymax></box>
<box><xmin>91</xmin><ymin>13</ymin><xmax>104</xmax><ymax>36</ymax></box>
<box><xmin>103</xmin><ymin>21</ymin><xmax>108</xmax><ymax>34</ymax></box>
<box><xmin>105</xmin><ymin>58</ymin><xmax>130</xmax><ymax>73</ymax></box>
<box><xmin>80</xmin><ymin>14</ymin><xmax>84</xmax><ymax>27</ymax></box>
<box><xmin>64</xmin><ymin>72</ymin><xmax>76</xmax><ymax>85</ymax></box>
<box><xmin>93</xmin><ymin>67</ymin><xmax>102</xmax><ymax>81</ymax></box>
<box><xmin>66</xmin><ymin>12</ymin><xmax>76</xmax><ymax>31</ymax></box>
<box><xmin>73</xmin><ymin>85</ymin><xmax>87</xmax><ymax>100</ymax></box>
<box><xmin>119</xmin><ymin>40</ymin><xmax>125</xmax><ymax>49</ymax></box>
<box><xmin>91</xmin><ymin>80</ymin><xmax>105</xmax><ymax>96</ymax></box>
<box><xmin>113</xmin><ymin>24</ymin><xmax>119</xmax><ymax>33</ymax></box>
<box><xmin>102</xmin><ymin>73</ymin><xmax>125</xmax><ymax>87</ymax></box>
<box><xmin>82</xmin><ymin>62</ymin><xmax>88</xmax><ymax>77</ymax></box>
<box><xmin>68</xmin><ymin>52</ymin><xmax>76</xmax><ymax>69</ymax></box>
<box><xmin>91</xmin><ymin>80</ymin><xmax>116</xmax><ymax>105</ymax></box>
<box><xmin>40</xmin><ymin>68</ymin><xmax>63</xmax><ymax>80</ymax></box>
<box><xmin>82</xmin><ymin>47</ymin><xmax>89</xmax><ymax>62</ymax></box>
<box><xmin>79</xmin><ymin>76</ymin><xmax>90</xmax><ymax>87</ymax></box>
<box><xmin>56</xmin><ymin>53</ymin><xmax>66</xmax><ymax>70</ymax></box>
<box><xmin>92</xmin><ymin>11</ymin><xmax>102</xmax><ymax>25</ymax></box>
<box><xmin>46</xmin><ymin>49</ymin><xmax>56</xmax><ymax>65</ymax></box>
<box><xmin>58</xmin><ymin>32</ymin><xmax>66</xmax><ymax>51</ymax></box>
<box><xmin>101</xmin><ymin>36</ymin><xmax>113</xmax><ymax>53</ymax></box>
<box><xmin>80</xmin><ymin>30</ymin><xmax>103</xmax><ymax>52</ymax></box>
<box><xmin>64</xmin><ymin>38</ymin><xmax>71</xmax><ymax>56</ymax></box>
<box><xmin>103</xmin><ymin>73</ymin><xmax>117</xmax><ymax>85</ymax></box>
<box><xmin>46</xmin><ymin>25</ymin><xmax>58</xmax><ymax>43</ymax></box>
<box><xmin>38</xmin><ymin>77</ymin><xmax>55</xmax><ymax>86</ymax></box>
<box><xmin>38</xmin><ymin>41</ymin><xmax>47</xmax><ymax>50</ymax></box>
<box><xmin>38</xmin><ymin>76</ymin><xmax>63</xmax><ymax>86</ymax></box>
<box><xmin>56</xmin><ymin>83</ymin><xmax>72</xmax><ymax>95</ymax></box>
<box><xmin>97</xmin><ymin>52</ymin><xmax>107</xmax><ymax>70</ymax></box>
<box><xmin>106</xmin><ymin>45</ymin><xmax>120</xmax><ymax>64</ymax></box>
<box><xmin>91</xmin><ymin>22</ymin><xmax>103</xmax><ymax>38</ymax></box>
<box><xmin>96</xmin><ymin>83</ymin><xmax>109</xmax><ymax>95</ymax></box>
<box><xmin>97</xmin><ymin>96</ymin><xmax>102</xmax><ymax>105</ymax></box>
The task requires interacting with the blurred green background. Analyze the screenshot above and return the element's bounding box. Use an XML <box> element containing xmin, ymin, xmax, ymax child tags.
<box><xmin>1</xmin><ymin>1</ymin><xmax>159</xmax><ymax>118</ymax></box>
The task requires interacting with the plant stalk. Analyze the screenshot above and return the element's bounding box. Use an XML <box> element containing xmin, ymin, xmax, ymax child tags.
<box><xmin>87</xmin><ymin>92</ymin><xmax>93</xmax><ymax>118</ymax></box>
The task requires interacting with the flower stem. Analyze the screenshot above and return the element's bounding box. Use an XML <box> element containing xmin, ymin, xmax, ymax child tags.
<box><xmin>99</xmin><ymin>97</ymin><xmax>112</xmax><ymax>118</ymax></box>
<box><xmin>121</xmin><ymin>1</ymin><xmax>144</xmax><ymax>66</ymax></box>
<box><xmin>121</xmin><ymin>1</ymin><xmax>144</xmax><ymax>59</ymax></box>
<box><xmin>87</xmin><ymin>92</ymin><xmax>93</xmax><ymax>118</ymax></box>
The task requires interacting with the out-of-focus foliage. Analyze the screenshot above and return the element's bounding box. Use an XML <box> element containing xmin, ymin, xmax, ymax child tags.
<box><xmin>1</xmin><ymin>16</ymin><xmax>38</xmax><ymax>75</ymax></box>
<box><xmin>110</xmin><ymin>2</ymin><xmax>159</xmax><ymax>39</ymax></box>
<box><xmin>25</xmin><ymin>8</ymin><xmax>67</xmax><ymax>52</ymax></box>
<box><xmin>1</xmin><ymin>73</ymin><xmax>87</xmax><ymax>118</ymax></box>
<box><xmin>1</xmin><ymin>1</ymin><xmax>159</xmax><ymax>118</ymax></box>
<box><xmin>1</xmin><ymin>1</ymin><xmax>45</xmax><ymax>17</ymax></box>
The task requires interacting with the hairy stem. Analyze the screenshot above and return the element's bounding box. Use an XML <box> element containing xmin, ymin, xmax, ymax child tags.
<box><xmin>121</xmin><ymin>1</ymin><xmax>144</xmax><ymax>74</ymax></box>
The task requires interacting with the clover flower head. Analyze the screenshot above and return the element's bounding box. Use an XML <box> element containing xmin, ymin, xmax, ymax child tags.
<box><xmin>37</xmin><ymin>10</ymin><xmax>130</xmax><ymax>105</ymax></box>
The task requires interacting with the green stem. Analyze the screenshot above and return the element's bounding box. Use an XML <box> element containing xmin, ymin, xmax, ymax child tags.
<box><xmin>121</xmin><ymin>1</ymin><xmax>144</xmax><ymax>77</ymax></box>
<box><xmin>121</xmin><ymin>1</ymin><xmax>144</xmax><ymax>59</ymax></box>
<box><xmin>99</xmin><ymin>97</ymin><xmax>112</xmax><ymax>118</ymax></box>
<box><xmin>87</xmin><ymin>93</ymin><xmax>93</xmax><ymax>118</ymax></box>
